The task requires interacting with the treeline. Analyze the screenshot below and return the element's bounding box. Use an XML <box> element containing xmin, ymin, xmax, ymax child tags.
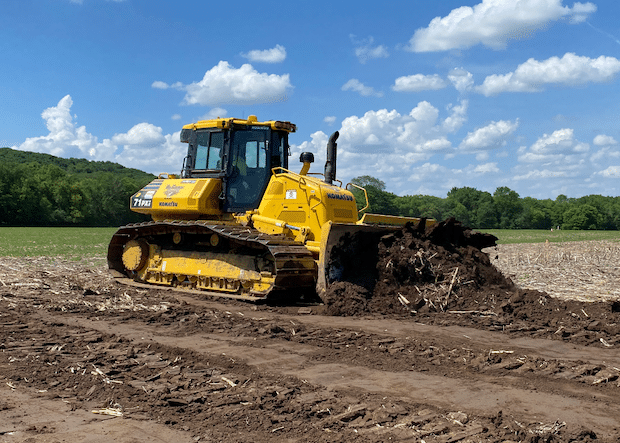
<box><xmin>0</xmin><ymin>148</ymin><xmax>154</xmax><ymax>227</ymax></box>
<box><xmin>1</xmin><ymin>149</ymin><xmax>618</xmax><ymax>230</ymax></box>
<box><xmin>352</xmin><ymin>176</ymin><xmax>620</xmax><ymax>230</ymax></box>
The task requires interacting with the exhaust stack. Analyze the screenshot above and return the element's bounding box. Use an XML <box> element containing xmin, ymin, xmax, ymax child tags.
<box><xmin>324</xmin><ymin>131</ymin><xmax>339</xmax><ymax>184</ymax></box>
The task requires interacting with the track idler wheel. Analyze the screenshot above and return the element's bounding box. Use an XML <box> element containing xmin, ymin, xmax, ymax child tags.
<box><xmin>122</xmin><ymin>239</ymin><xmax>149</xmax><ymax>272</ymax></box>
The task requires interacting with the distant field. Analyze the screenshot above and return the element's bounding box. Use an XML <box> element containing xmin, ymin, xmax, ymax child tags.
<box><xmin>481</xmin><ymin>229</ymin><xmax>620</xmax><ymax>244</ymax></box>
<box><xmin>0</xmin><ymin>227</ymin><xmax>117</xmax><ymax>263</ymax></box>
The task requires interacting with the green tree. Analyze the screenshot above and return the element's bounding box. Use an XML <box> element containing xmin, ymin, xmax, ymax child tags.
<box><xmin>493</xmin><ymin>187</ymin><xmax>522</xmax><ymax>229</ymax></box>
<box><xmin>350</xmin><ymin>176</ymin><xmax>398</xmax><ymax>215</ymax></box>
<box><xmin>562</xmin><ymin>204</ymin><xmax>602</xmax><ymax>230</ymax></box>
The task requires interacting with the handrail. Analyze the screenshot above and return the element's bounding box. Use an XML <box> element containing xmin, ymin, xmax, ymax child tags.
<box><xmin>346</xmin><ymin>182</ymin><xmax>370</xmax><ymax>214</ymax></box>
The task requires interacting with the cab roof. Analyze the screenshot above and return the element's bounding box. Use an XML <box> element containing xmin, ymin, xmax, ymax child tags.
<box><xmin>182</xmin><ymin>115</ymin><xmax>296</xmax><ymax>133</ymax></box>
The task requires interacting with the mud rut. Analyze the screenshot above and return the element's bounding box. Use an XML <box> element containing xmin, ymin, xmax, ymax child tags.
<box><xmin>2</xmin><ymin>220</ymin><xmax>620</xmax><ymax>442</ymax></box>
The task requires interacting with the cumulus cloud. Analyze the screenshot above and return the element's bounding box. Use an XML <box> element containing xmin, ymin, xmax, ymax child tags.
<box><xmin>448</xmin><ymin>68</ymin><xmax>475</xmax><ymax>93</ymax></box>
<box><xmin>153</xmin><ymin>61</ymin><xmax>292</xmax><ymax>106</ymax></box>
<box><xmin>341</xmin><ymin>79</ymin><xmax>383</xmax><ymax>97</ymax></box>
<box><xmin>152</xmin><ymin>81</ymin><xmax>170</xmax><ymax>89</ymax></box>
<box><xmin>291</xmin><ymin>101</ymin><xmax>468</xmax><ymax>195</ymax></box>
<box><xmin>409</xmin><ymin>0</ymin><xmax>596</xmax><ymax>52</ymax></box>
<box><xmin>200</xmin><ymin>108</ymin><xmax>228</xmax><ymax>120</ymax></box>
<box><xmin>350</xmin><ymin>35</ymin><xmax>389</xmax><ymax>64</ymax></box>
<box><xmin>593</xmin><ymin>134</ymin><xmax>618</xmax><ymax>146</ymax></box>
<box><xmin>241</xmin><ymin>45</ymin><xmax>287</xmax><ymax>63</ymax></box>
<box><xmin>513</xmin><ymin>128</ymin><xmax>590</xmax><ymax>190</ymax></box>
<box><xmin>324</xmin><ymin>116</ymin><xmax>337</xmax><ymax>125</ymax></box>
<box><xmin>591</xmin><ymin>146</ymin><xmax>620</xmax><ymax>163</ymax></box>
<box><xmin>392</xmin><ymin>74</ymin><xmax>447</xmax><ymax>92</ymax></box>
<box><xmin>14</xmin><ymin>95</ymin><xmax>185</xmax><ymax>174</ymax></box>
<box><xmin>405</xmin><ymin>161</ymin><xmax>502</xmax><ymax>196</ymax></box>
<box><xmin>476</xmin><ymin>53</ymin><xmax>620</xmax><ymax>96</ymax></box>
<box><xmin>597</xmin><ymin>166</ymin><xmax>620</xmax><ymax>178</ymax></box>
<box><xmin>459</xmin><ymin>119</ymin><xmax>519</xmax><ymax>152</ymax></box>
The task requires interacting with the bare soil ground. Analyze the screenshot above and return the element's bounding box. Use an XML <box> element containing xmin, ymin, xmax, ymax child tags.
<box><xmin>2</xmin><ymin>223</ymin><xmax>620</xmax><ymax>442</ymax></box>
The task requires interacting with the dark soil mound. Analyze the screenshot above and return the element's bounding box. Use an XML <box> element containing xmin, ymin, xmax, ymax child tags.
<box><xmin>322</xmin><ymin>217</ymin><xmax>505</xmax><ymax>316</ymax></box>
<box><xmin>322</xmin><ymin>219</ymin><xmax>620</xmax><ymax>335</ymax></box>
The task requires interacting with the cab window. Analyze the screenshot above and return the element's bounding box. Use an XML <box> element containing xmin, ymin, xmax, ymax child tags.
<box><xmin>195</xmin><ymin>131</ymin><xmax>224</xmax><ymax>171</ymax></box>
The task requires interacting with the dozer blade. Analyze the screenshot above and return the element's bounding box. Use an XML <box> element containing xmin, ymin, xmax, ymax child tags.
<box><xmin>316</xmin><ymin>216</ymin><xmax>435</xmax><ymax>301</ymax></box>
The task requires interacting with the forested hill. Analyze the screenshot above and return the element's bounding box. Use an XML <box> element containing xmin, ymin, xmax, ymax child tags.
<box><xmin>0</xmin><ymin>148</ymin><xmax>155</xmax><ymax>227</ymax></box>
<box><xmin>0</xmin><ymin>147</ymin><xmax>150</xmax><ymax>180</ymax></box>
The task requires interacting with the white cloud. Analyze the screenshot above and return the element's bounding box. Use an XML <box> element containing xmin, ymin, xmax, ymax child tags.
<box><xmin>442</xmin><ymin>100</ymin><xmax>469</xmax><ymax>133</ymax></box>
<box><xmin>512</xmin><ymin>128</ymin><xmax>591</xmax><ymax>191</ymax></box>
<box><xmin>448</xmin><ymin>68</ymin><xmax>474</xmax><ymax>93</ymax></box>
<box><xmin>597</xmin><ymin>166</ymin><xmax>620</xmax><ymax>178</ymax></box>
<box><xmin>111</xmin><ymin>122</ymin><xmax>164</xmax><ymax>146</ymax></box>
<box><xmin>392</xmin><ymin>74</ymin><xmax>447</xmax><ymax>92</ymax></box>
<box><xmin>115</xmin><ymin>130</ymin><xmax>184</xmax><ymax>174</ymax></box>
<box><xmin>156</xmin><ymin>61</ymin><xmax>292</xmax><ymax>106</ymax></box>
<box><xmin>459</xmin><ymin>119</ymin><xmax>519</xmax><ymax>152</ymax></box>
<box><xmin>14</xmin><ymin>95</ymin><xmax>185</xmax><ymax>175</ymax></box>
<box><xmin>476</xmin><ymin>53</ymin><xmax>620</xmax><ymax>96</ymax></box>
<box><xmin>590</xmin><ymin>146</ymin><xmax>620</xmax><ymax>163</ymax></box>
<box><xmin>473</xmin><ymin>162</ymin><xmax>500</xmax><ymax>174</ymax></box>
<box><xmin>17</xmin><ymin>95</ymin><xmax>113</xmax><ymax>161</ymax></box>
<box><xmin>409</xmin><ymin>0</ymin><xmax>597</xmax><ymax>52</ymax></box>
<box><xmin>529</xmin><ymin>128</ymin><xmax>588</xmax><ymax>155</ymax></box>
<box><xmin>200</xmin><ymin>108</ymin><xmax>228</xmax><ymax>120</ymax></box>
<box><xmin>341</xmin><ymin>79</ymin><xmax>383</xmax><ymax>97</ymax></box>
<box><xmin>152</xmin><ymin>80</ymin><xmax>170</xmax><ymax>90</ymax></box>
<box><xmin>171</xmin><ymin>114</ymin><xmax>182</xmax><ymax>121</ymax></box>
<box><xmin>513</xmin><ymin>169</ymin><xmax>569</xmax><ymax>180</ymax></box>
<box><xmin>241</xmin><ymin>45</ymin><xmax>287</xmax><ymax>63</ymax></box>
<box><xmin>350</xmin><ymin>35</ymin><xmax>389</xmax><ymax>64</ymax></box>
<box><xmin>593</xmin><ymin>134</ymin><xmax>618</xmax><ymax>146</ymax></box>
<box><xmin>291</xmin><ymin>101</ymin><xmax>468</xmax><ymax>195</ymax></box>
<box><xmin>324</xmin><ymin>116</ymin><xmax>337</xmax><ymax>125</ymax></box>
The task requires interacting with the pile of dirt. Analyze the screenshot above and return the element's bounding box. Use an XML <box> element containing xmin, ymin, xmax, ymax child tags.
<box><xmin>322</xmin><ymin>218</ymin><xmax>504</xmax><ymax>316</ymax></box>
<box><xmin>322</xmin><ymin>218</ymin><xmax>620</xmax><ymax>342</ymax></box>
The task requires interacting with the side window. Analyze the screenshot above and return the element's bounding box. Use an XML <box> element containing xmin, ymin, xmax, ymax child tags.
<box><xmin>258</xmin><ymin>141</ymin><xmax>266</xmax><ymax>168</ymax></box>
<box><xmin>195</xmin><ymin>131</ymin><xmax>224</xmax><ymax>171</ymax></box>
<box><xmin>208</xmin><ymin>132</ymin><xmax>223</xmax><ymax>169</ymax></box>
<box><xmin>246</xmin><ymin>141</ymin><xmax>258</xmax><ymax>168</ymax></box>
<box><xmin>244</xmin><ymin>141</ymin><xmax>266</xmax><ymax>168</ymax></box>
<box><xmin>195</xmin><ymin>145</ymin><xmax>208</xmax><ymax>169</ymax></box>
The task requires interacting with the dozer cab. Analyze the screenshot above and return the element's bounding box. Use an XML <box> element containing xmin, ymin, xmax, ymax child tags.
<box><xmin>107</xmin><ymin>115</ymin><xmax>434</xmax><ymax>301</ymax></box>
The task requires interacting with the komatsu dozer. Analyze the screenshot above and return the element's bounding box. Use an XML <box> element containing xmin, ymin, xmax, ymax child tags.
<box><xmin>107</xmin><ymin>115</ymin><xmax>434</xmax><ymax>301</ymax></box>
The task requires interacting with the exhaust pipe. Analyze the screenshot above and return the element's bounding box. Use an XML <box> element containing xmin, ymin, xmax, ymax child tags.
<box><xmin>324</xmin><ymin>131</ymin><xmax>339</xmax><ymax>184</ymax></box>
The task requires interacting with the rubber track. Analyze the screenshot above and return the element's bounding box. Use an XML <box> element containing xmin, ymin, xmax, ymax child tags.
<box><xmin>107</xmin><ymin>220</ymin><xmax>317</xmax><ymax>298</ymax></box>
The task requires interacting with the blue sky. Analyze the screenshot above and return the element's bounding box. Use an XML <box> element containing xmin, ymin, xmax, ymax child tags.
<box><xmin>2</xmin><ymin>0</ymin><xmax>620</xmax><ymax>199</ymax></box>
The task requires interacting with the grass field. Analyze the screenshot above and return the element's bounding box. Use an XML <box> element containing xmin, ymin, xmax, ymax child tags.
<box><xmin>481</xmin><ymin>229</ymin><xmax>620</xmax><ymax>244</ymax></box>
<box><xmin>0</xmin><ymin>227</ymin><xmax>117</xmax><ymax>261</ymax></box>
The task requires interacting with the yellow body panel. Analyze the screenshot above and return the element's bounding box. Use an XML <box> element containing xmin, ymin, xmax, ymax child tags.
<box><xmin>251</xmin><ymin>169</ymin><xmax>358</xmax><ymax>245</ymax></box>
<box><xmin>130</xmin><ymin>178</ymin><xmax>222</xmax><ymax>220</ymax></box>
<box><xmin>182</xmin><ymin>115</ymin><xmax>296</xmax><ymax>133</ymax></box>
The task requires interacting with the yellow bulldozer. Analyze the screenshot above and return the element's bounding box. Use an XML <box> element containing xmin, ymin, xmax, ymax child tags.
<box><xmin>107</xmin><ymin>115</ymin><xmax>433</xmax><ymax>302</ymax></box>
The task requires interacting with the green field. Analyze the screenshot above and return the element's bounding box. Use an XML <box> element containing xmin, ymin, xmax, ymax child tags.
<box><xmin>0</xmin><ymin>227</ymin><xmax>117</xmax><ymax>261</ymax></box>
<box><xmin>481</xmin><ymin>229</ymin><xmax>620</xmax><ymax>244</ymax></box>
